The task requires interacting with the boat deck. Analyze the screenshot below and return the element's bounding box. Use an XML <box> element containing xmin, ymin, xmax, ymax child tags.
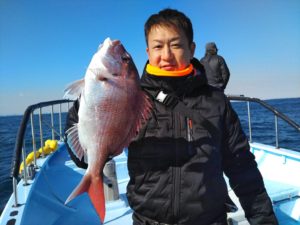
<box><xmin>227</xmin><ymin>143</ymin><xmax>300</xmax><ymax>225</ymax></box>
<box><xmin>1</xmin><ymin>142</ymin><xmax>300</xmax><ymax>225</ymax></box>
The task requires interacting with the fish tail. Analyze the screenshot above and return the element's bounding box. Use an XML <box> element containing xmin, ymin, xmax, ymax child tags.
<box><xmin>65</xmin><ymin>174</ymin><xmax>105</xmax><ymax>223</ymax></box>
<box><xmin>89</xmin><ymin>176</ymin><xmax>105</xmax><ymax>223</ymax></box>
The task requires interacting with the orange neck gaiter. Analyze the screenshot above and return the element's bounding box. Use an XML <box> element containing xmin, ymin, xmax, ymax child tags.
<box><xmin>146</xmin><ymin>64</ymin><xmax>193</xmax><ymax>77</ymax></box>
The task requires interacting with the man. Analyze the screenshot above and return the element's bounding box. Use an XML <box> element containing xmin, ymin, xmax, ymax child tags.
<box><xmin>200</xmin><ymin>42</ymin><xmax>230</xmax><ymax>90</ymax></box>
<box><xmin>65</xmin><ymin>8</ymin><xmax>278</xmax><ymax>225</ymax></box>
<box><xmin>127</xmin><ymin>9</ymin><xmax>277</xmax><ymax>225</ymax></box>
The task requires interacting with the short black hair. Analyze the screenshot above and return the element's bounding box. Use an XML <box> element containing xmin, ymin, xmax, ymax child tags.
<box><xmin>144</xmin><ymin>8</ymin><xmax>194</xmax><ymax>46</ymax></box>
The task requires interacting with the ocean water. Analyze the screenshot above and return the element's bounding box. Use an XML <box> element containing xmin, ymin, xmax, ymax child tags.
<box><xmin>231</xmin><ymin>97</ymin><xmax>300</xmax><ymax>150</ymax></box>
<box><xmin>0</xmin><ymin>98</ymin><xmax>299</xmax><ymax>214</ymax></box>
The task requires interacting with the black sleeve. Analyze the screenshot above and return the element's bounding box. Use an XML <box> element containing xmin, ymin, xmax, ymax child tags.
<box><xmin>219</xmin><ymin>56</ymin><xmax>230</xmax><ymax>89</ymax></box>
<box><xmin>222</xmin><ymin>98</ymin><xmax>278</xmax><ymax>225</ymax></box>
<box><xmin>64</xmin><ymin>99</ymin><xmax>88</xmax><ymax>169</ymax></box>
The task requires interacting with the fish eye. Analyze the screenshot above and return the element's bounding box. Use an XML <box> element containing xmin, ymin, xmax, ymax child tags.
<box><xmin>121</xmin><ymin>55</ymin><xmax>130</xmax><ymax>63</ymax></box>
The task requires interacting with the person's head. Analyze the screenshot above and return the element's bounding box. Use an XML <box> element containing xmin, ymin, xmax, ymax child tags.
<box><xmin>144</xmin><ymin>8</ymin><xmax>196</xmax><ymax>71</ymax></box>
<box><xmin>205</xmin><ymin>42</ymin><xmax>218</xmax><ymax>55</ymax></box>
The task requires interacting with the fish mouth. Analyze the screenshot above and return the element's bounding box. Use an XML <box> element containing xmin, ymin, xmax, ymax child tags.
<box><xmin>102</xmin><ymin>38</ymin><xmax>121</xmax><ymax>48</ymax></box>
<box><xmin>101</xmin><ymin>38</ymin><xmax>127</xmax><ymax>62</ymax></box>
<box><xmin>104</xmin><ymin>37</ymin><xmax>119</xmax><ymax>46</ymax></box>
<box><xmin>111</xmin><ymin>39</ymin><xmax>121</xmax><ymax>46</ymax></box>
<box><xmin>103</xmin><ymin>38</ymin><xmax>122</xmax><ymax>52</ymax></box>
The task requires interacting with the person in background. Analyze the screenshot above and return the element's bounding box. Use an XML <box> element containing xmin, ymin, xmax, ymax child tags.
<box><xmin>200</xmin><ymin>42</ymin><xmax>230</xmax><ymax>91</ymax></box>
<box><xmin>65</xmin><ymin>8</ymin><xmax>278</xmax><ymax>225</ymax></box>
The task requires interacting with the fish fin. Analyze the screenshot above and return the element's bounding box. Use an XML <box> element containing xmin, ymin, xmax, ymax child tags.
<box><xmin>140</xmin><ymin>91</ymin><xmax>153</xmax><ymax>122</ymax></box>
<box><xmin>133</xmin><ymin>91</ymin><xmax>153</xmax><ymax>136</ymax></box>
<box><xmin>89</xmin><ymin>176</ymin><xmax>105</xmax><ymax>223</ymax></box>
<box><xmin>65</xmin><ymin>174</ymin><xmax>105</xmax><ymax>223</ymax></box>
<box><xmin>114</xmin><ymin>91</ymin><xmax>153</xmax><ymax>154</ymax></box>
<box><xmin>63</xmin><ymin>79</ymin><xmax>85</xmax><ymax>100</ymax></box>
<box><xmin>66</xmin><ymin>124</ymin><xmax>86</xmax><ymax>161</ymax></box>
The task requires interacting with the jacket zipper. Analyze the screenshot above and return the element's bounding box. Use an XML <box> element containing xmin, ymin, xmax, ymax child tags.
<box><xmin>172</xmin><ymin>116</ymin><xmax>194</xmax><ymax>221</ymax></box>
<box><xmin>186</xmin><ymin>117</ymin><xmax>193</xmax><ymax>142</ymax></box>
<box><xmin>187</xmin><ymin>117</ymin><xmax>195</xmax><ymax>157</ymax></box>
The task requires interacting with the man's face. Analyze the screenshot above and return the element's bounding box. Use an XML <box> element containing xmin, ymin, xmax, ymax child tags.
<box><xmin>146</xmin><ymin>25</ymin><xmax>195</xmax><ymax>71</ymax></box>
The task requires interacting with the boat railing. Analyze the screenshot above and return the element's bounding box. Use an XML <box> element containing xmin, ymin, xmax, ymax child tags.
<box><xmin>8</xmin><ymin>96</ymin><xmax>300</xmax><ymax>209</ymax></box>
<box><xmin>10</xmin><ymin>99</ymin><xmax>74</xmax><ymax>208</ymax></box>
<box><xmin>227</xmin><ymin>95</ymin><xmax>300</xmax><ymax>148</ymax></box>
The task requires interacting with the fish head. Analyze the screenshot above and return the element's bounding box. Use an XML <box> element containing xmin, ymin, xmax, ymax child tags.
<box><xmin>87</xmin><ymin>37</ymin><xmax>139</xmax><ymax>82</ymax></box>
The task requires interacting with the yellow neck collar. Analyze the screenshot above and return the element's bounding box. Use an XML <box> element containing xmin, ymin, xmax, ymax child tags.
<box><xmin>146</xmin><ymin>64</ymin><xmax>193</xmax><ymax>77</ymax></box>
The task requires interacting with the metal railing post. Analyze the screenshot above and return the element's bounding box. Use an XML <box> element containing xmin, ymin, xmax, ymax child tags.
<box><xmin>22</xmin><ymin>143</ymin><xmax>28</xmax><ymax>185</ymax></box>
<box><xmin>275</xmin><ymin>115</ymin><xmax>279</xmax><ymax>148</ymax></box>
<box><xmin>51</xmin><ymin>105</ymin><xmax>55</xmax><ymax>140</ymax></box>
<box><xmin>247</xmin><ymin>101</ymin><xmax>252</xmax><ymax>143</ymax></box>
<box><xmin>13</xmin><ymin>177</ymin><xmax>18</xmax><ymax>207</ymax></box>
<box><xmin>103</xmin><ymin>159</ymin><xmax>120</xmax><ymax>201</ymax></box>
<box><xmin>30</xmin><ymin>112</ymin><xmax>38</xmax><ymax>168</ymax></box>
<box><xmin>59</xmin><ymin>104</ymin><xmax>62</xmax><ymax>141</ymax></box>
<box><xmin>39</xmin><ymin>108</ymin><xmax>44</xmax><ymax>157</ymax></box>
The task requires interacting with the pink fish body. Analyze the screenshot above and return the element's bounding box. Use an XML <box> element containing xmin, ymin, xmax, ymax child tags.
<box><xmin>63</xmin><ymin>38</ymin><xmax>151</xmax><ymax>223</ymax></box>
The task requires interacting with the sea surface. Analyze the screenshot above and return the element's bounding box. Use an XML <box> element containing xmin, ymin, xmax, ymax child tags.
<box><xmin>0</xmin><ymin>97</ymin><xmax>299</xmax><ymax>214</ymax></box>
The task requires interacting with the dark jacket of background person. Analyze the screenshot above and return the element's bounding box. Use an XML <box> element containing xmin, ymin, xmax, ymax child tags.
<box><xmin>200</xmin><ymin>42</ymin><xmax>230</xmax><ymax>90</ymax></box>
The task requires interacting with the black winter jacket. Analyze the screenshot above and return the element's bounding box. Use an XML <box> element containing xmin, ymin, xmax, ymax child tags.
<box><xmin>64</xmin><ymin>59</ymin><xmax>277</xmax><ymax>225</ymax></box>
<box><xmin>126</xmin><ymin>59</ymin><xmax>277</xmax><ymax>225</ymax></box>
<box><xmin>200</xmin><ymin>54</ymin><xmax>230</xmax><ymax>90</ymax></box>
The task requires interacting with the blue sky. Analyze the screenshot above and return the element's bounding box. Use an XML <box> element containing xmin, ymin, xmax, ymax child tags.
<box><xmin>0</xmin><ymin>0</ymin><xmax>299</xmax><ymax>115</ymax></box>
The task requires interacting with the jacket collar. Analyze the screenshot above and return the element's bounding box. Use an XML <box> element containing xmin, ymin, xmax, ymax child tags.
<box><xmin>140</xmin><ymin>58</ymin><xmax>207</xmax><ymax>97</ymax></box>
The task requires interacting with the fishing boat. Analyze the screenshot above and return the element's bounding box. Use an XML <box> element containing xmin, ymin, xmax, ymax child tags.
<box><xmin>0</xmin><ymin>96</ymin><xmax>299</xmax><ymax>225</ymax></box>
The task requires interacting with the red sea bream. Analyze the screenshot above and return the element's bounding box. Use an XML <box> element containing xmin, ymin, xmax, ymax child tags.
<box><xmin>63</xmin><ymin>38</ymin><xmax>152</xmax><ymax>223</ymax></box>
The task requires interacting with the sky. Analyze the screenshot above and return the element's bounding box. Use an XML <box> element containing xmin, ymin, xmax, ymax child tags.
<box><xmin>0</xmin><ymin>0</ymin><xmax>299</xmax><ymax>115</ymax></box>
